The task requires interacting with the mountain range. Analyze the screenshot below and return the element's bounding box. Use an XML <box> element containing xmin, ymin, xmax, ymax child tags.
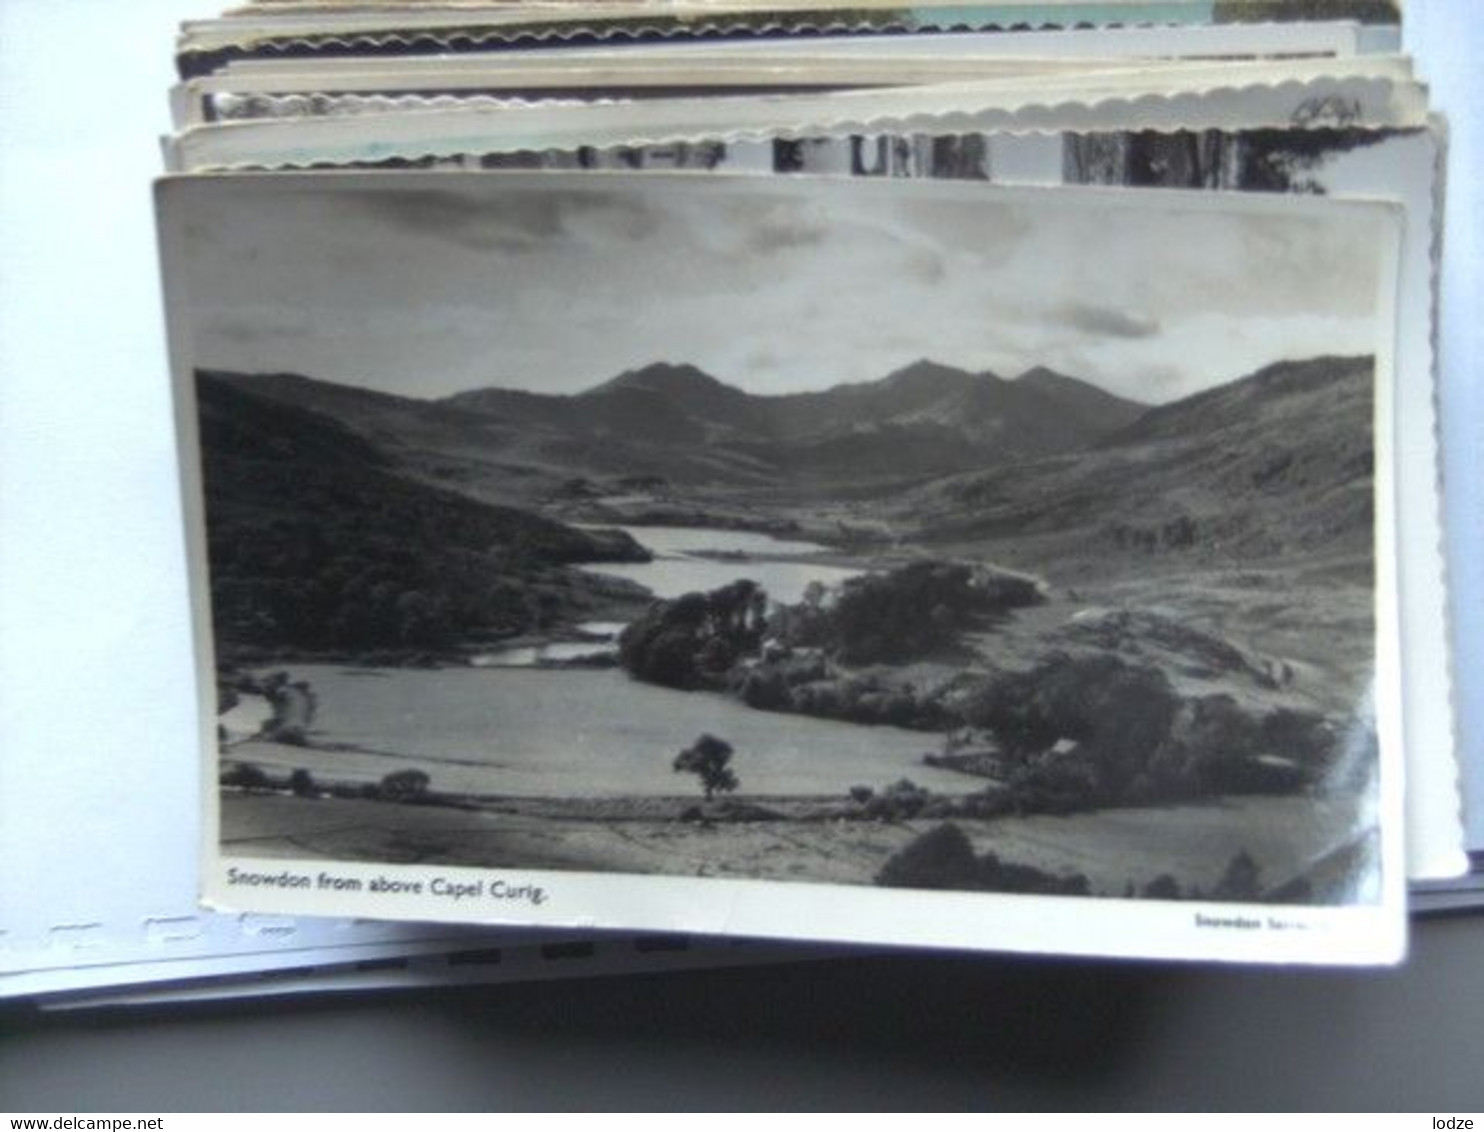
<box><xmin>207</xmin><ymin>359</ymin><xmax>1149</xmax><ymax>489</ymax></box>
<box><xmin>197</xmin><ymin>351</ymin><xmax>1375</xmax><ymax>591</ymax></box>
<box><xmin>451</xmin><ymin>359</ymin><xmax>1148</xmax><ymax>479</ymax></box>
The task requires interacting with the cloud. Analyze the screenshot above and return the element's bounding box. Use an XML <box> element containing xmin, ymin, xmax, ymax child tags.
<box><xmin>182</xmin><ymin>176</ymin><xmax>1388</xmax><ymax>405</ymax></box>
<box><xmin>339</xmin><ymin>187</ymin><xmax>661</xmax><ymax>253</ymax></box>
<box><xmin>743</xmin><ymin>345</ymin><xmax>782</xmax><ymax>374</ymax></box>
<box><xmin>206</xmin><ymin>313</ymin><xmax>313</xmax><ymax>346</ymax></box>
<box><xmin>740</xmin><ymin>213</ymin><xmax>830</xmax><ymax>258</ymax></box>
<box><xmin>1057</xmin><ymin>302</ymin><xmax>1161</xmax><ymax>340</ymax></box>
<box><xmin>901</xmin><ymin>247</ymin><xmax>947</xmax><ymax>286</ymax></box>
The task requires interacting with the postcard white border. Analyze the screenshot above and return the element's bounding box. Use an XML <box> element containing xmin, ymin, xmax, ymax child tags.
<box><xmin>159</xmin><ymin>172</ymin><xmax>1408</xmax><ymax>964</ymax></box>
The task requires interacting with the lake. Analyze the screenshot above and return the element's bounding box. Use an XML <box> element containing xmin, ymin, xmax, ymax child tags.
<box><xmin>475</xmin><ymin>524</ymin><xmax>864</xmax><ymax>666</ymax></box>
<box><xmin>220</xmin><ymin>694</ymin><xmax>273</xmax><ymax>743</ymax></box>
<box><xmin>233</xmin><ymin>524</ymin><xmax>973</xmax><ymax>798</ymax></box>
<box><xmin>578</xmin><ymin>524</ymin><xmax>863</xmax><ymax>604</ymax></box>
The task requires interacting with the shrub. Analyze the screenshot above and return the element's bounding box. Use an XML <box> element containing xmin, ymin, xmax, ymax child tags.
<box><xmin>1211</xmin><ymin>850</ymin><xmax>1263</xmax><ymax>901</ymax></box>
<box><xmin>222</xmin><ymin>762</ymin><xmax>271</xmax><ymax>792</ymax></box>
<box><xmin>1141</xmin><ymin>874</ymin><xmax>1183</xmax><ymax>900</ymax></box>
<box><xmin>866</xmin><ymin>778</ymin><xmax>931</xmax><ymax>820</ymax></box>
<box><xmin>379</xmin><ymin>768</ymin><xmax>431</xmax><ymax>802</ymax></box>
<box><xmin>672</xmin><ymin>734</ymin><xmax>739</xmax><ymax>801</ymax></box>
<box><xmin>976</xmin><ymin>851</ymin><xmax>1091</xmax><ymax>897</ymax></box>
<box><xmin>876</xmin><ymin>823</ymin><xmax>1090</xmax><ymax>895</ymax></box>
<box><xmin>737</xmin><ymin>665</ymin><xmax>792</xmax><ymax>711</ymax></box>
<box><xmin>876</xmin><ymin>823</ymin><xmax>980</xmax><ymax>889</ymax></box>
<box><xmin>289</xmin><ymin>768</ymin><xmax>317</xmax><ymax>798</ymax></box>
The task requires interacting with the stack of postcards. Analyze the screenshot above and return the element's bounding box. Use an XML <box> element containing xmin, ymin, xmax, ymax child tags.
<box><xmin>153</xmin><ymin>0</ymin><xmax>1468</xmax><ymax>971</ymax></box>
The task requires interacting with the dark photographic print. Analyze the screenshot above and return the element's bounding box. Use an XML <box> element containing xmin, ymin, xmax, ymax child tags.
<box><xmin>161</xmin><ymin>172</ymin><xmax>1404</xmax><ymax>958</ymax></box>
<box><xmin>1063</xmin><ymin>125</ymin><xmax>1413</xmax><ymax>195</ymax></box>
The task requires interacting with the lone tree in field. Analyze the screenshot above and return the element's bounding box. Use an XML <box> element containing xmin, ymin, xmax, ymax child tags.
<box><xmin>673</xmin><ymin>733</ymin><xmax>739</xmax><ymax>801</ymax></box>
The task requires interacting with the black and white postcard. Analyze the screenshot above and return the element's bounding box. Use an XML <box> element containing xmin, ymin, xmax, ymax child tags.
<box><xmin>161</xmin><ymin>171</ymin><xmax>1406</xmax><ymax>962</ymax></box>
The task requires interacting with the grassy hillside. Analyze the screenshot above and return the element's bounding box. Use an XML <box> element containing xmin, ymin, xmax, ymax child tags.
<box><xmin>897</xmin><ymin>355</ymin><xmax>1374</xmax><ymax>571</ymax></box>
<box><xmin>195</xmin><ymin>372</ymin><xmax>647</xmax><ymax>656</ymax></box>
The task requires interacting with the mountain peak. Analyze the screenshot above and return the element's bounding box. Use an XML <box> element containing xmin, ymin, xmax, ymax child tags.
<box><xmin>879</xmin><ymin>359</ymin><xmax>986</xmax><ymax>391</ymax></box>
<box><xmin>586</xmin><ymin>361</ymin><xmax>734</xmax><ymax>398</ymax></box>
<box><xmin>1014</xmin><ymin>365</ymin><xmax>1074</xmax><ymax>387</ymax></box>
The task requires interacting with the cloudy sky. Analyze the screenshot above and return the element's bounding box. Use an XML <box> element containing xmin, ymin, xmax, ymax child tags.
<box><xmin>165</xmin><ymin>172</ymin><xmax>1397</xmax><ymax>405</ymax></box>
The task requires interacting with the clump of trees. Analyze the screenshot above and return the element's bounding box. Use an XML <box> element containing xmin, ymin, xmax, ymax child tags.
<box><xmin>619</xmin><ymin>580</ymin><xmax>766</xmax><ymax>690</ymax></box>
<box><xmin>956</xmin><ymin>652</ymin><xmax>1180</xmax><ymax>807</ymax></box>
<box><xmin>673</xmin><ymin>734</ymin><xmax>739</xmax><ymax>801</ymax></box>
<box><xmin>878</xmin><ymin>829</ymin><xmax>1284</xmax><ymax>904</ymax></box>
<box><xmin>1131</xmin><ymin>851</ymin><xmax>1268</xmax><ymax>902</ymax></box>
<box><xmin>618</xmin><ymin>560</ymin><xmax>1040</xmax><ymax>701</ymax></box>
<box><xmin>219</xmin><ymin>760</ymin><xmax>435</xmax><ymax>805</ymax></box>
<box><xmin>948</xmin><ymin>653</ymin><xmax>1336</xmax><ymax>811</ymax></box>
<box><xmin>876</xmin><ymin>823</ymin><xmax>1090</xmax><ymax>896</ymax></box>
<box><xmin>785</xmin><ymin>561</ymin><xmax>1040</xmax><ymax>665</ymax></box>
<box><xmin>732</xmin><ymin>662</ymin><xmax>948</xmax><ymax>730</ymax></box>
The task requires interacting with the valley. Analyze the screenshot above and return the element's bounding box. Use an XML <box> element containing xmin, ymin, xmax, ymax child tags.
<box><xmin>205</xmin><ymin>353</ymin><xmax>1380</xmax><ymax>905</ymax></box>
